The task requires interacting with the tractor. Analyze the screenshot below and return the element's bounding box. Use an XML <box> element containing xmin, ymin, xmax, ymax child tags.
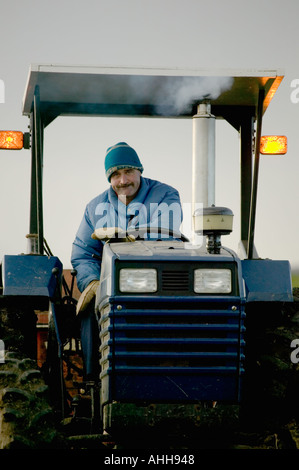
<box><xmin>0</xmin><ymin>65</ymin><xmax>298</xmax><ymax>449</ymax></box>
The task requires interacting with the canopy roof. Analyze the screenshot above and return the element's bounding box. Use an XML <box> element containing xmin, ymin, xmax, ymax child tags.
<box><xmin>22</xmin><ymin>64</ymin><xmax>284</xmax><ymax>128</ymax></box>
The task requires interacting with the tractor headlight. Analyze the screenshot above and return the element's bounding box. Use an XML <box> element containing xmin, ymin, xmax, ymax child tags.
<box><xmin>119</xmin><ymin>268</ymin><xmax>157</xmax><ymax>293</ymax></box>
<box><xmin>194</xmin><ymin>269</ymin><xmax>232</xmax><ymax>294</ymax></box>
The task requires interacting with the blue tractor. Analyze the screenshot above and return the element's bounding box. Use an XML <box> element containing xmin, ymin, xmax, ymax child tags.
<box><xmin>0</xmin><ymin>65</ymin><xmax>298</xmax><ymax>449</ymax></box>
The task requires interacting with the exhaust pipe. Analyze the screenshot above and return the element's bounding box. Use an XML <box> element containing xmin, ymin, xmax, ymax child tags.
<box><xmin>192</xmin><ymin>101</ymin><xmax>216</xmax><ymax>213</ymax></box>
<box><xmin>192</xmin><ymin>101</ymin><xmax>233</xmax><ymax>252</ymax></box>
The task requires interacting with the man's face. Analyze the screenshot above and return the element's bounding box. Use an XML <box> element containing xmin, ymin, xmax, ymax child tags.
<box><xmin>110</xmin><ymin>168</ymin><xmax>141</xmax><ymax>204</ymax></box>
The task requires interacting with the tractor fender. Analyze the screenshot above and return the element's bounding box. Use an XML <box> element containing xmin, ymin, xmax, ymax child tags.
<box><xmin>1</xmin><ymin>255</ymin><xmax>62</xmax><ymax>298</ymax></box>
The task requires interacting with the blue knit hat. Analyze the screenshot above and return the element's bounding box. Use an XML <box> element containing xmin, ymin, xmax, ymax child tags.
<box><xmin>104</xmin><ymin>142</ymin><xmax>144</xmax><ymax>181</ymax></box>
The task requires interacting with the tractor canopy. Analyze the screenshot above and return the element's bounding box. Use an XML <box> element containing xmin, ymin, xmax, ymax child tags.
<box><xmin>22</xmin><ymin>64</ymin><xmax>283</xmax><ymax>126</ymax></box>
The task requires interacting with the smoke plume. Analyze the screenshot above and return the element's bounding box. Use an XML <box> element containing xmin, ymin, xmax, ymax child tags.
<box><xmin>156</xmin><ymin>75</ymin><xmax>234</xmax><ymax>115</ymax></box>
<box><xmin>168</xmin><ymin>76</ymin><xmax>234</xmax><ymax>114</ymax></box>
<box><xmin>127</xmin><ymin>73</ymin><xmax>234</xmax><ymax>115</ymax></box>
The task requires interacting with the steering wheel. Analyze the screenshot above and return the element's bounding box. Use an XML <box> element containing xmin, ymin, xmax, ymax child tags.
<box><xmin>126</xmin><ymin>226</ymin><xmax>189</xmax><ymax>242</ymax></box>
<box><xmin>92</xmin><ymin>226</ymin><xmax>189</xmax><ymax>243</ymax></box>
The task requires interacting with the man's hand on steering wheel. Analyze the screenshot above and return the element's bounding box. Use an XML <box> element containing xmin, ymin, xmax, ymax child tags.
<box><xmin>92</xmin><ymin>226</ymin><xmax>189</xmax><ymax>242</ymax></box>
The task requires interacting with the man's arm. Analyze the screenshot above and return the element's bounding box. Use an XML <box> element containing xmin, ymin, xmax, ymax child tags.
<box><xmin>71</xmin><ymin>206</ymin><xmax>103</xmax><ymax>292</ymax></box>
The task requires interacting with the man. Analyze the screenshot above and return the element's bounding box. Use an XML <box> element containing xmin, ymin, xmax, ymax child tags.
<box><xmin>71</xmin><ymin>142</ymin><xmax>183</xmax><ymax>381</ymax></box>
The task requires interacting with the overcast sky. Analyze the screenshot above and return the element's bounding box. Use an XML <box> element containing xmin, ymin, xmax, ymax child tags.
<box><xmin>1</xmin><ymin>0</ymin><xmax>299</xmax><ymax>272</ymax></box>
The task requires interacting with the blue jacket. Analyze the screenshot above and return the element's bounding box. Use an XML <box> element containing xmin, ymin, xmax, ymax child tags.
<box><xmin>71</xmin><ymin>177</ymin><xmax>183</xmax><ymax>292</ymax></box>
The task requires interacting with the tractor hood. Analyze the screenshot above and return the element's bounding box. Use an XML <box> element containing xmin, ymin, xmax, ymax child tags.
<box><xmin>105</xmin><ymin>240</ymin><xmax>236</xmax><ymax>262</ymax></box>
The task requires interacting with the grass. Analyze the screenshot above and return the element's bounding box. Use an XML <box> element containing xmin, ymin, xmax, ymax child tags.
<box><xmin>292</xmin><ymin>272</ymin><xmax>299</xmax><ymax>288</ymax></box>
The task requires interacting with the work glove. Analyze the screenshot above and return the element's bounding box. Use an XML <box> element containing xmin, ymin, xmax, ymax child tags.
<box><xmin>76</xmin><ymin>279</ymin><xmax>100</xmax><ymax>315</ymax></box>
<box><xmin>92</xmin><ymin>227</ymin><xmax>136</xmax><ymax>242</ymax></box>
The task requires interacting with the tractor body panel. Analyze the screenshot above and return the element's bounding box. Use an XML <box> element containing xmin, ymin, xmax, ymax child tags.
<box><xmin>2</xmin><ymin>254</ymin><xmax>62</xmax><ymax>298</ymax></box>
<box><xmin>241</xmin><ymin>259</ymin><xmax>293</xmax><ymax>302</ymax></box>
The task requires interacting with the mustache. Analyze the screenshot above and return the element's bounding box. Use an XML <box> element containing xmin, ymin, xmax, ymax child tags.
<box><xmin>115</xmin><ymin>183</ymin><xmax>134</xmax><ymax>189</ymax></box>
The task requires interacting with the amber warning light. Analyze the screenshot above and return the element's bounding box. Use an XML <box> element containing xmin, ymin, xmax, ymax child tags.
<box><xmin>0</xmin><ymin>131</ymin><xmax>30</xmax><ymax>150</ymax></box>
<box><xmin>260</xmin><ymin>135</ymin><xmax>287</xmax><ymax>155</ymax></box>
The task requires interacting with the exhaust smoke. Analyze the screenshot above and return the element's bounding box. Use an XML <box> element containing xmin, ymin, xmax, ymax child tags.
<box><xmin>165</xmin><ymin>75</ymin><xmax>234</xmax><ymax>115</ymax></box>
<box><xmin>126</xmin><ymin>74</ymin><xmax>234</xmax><ymax>115</ymax></box>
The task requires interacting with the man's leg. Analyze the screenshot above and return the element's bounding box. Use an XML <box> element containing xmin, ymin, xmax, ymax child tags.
<box><xmin>79</xmin><ymin>299</ymin><xmax>100</xmax><ymax>383</ymax></box>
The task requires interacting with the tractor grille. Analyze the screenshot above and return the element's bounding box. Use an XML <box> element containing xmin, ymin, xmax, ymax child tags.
<box><xmin>161</xmin><ymin>270</ymin><xmax>189</xmax><ymax>291</ymax></box>
<box><xmin>99</xmin><ymin>297</ymin><xmax>245</xmax><ymax>404</ymax></box>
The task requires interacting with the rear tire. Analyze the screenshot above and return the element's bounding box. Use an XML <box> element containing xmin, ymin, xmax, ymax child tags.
<box><xmin>0</xmin><ymin>299</ymin><xmax>62</xmax><ymax>449</ymax></box>
<box><xmin>0</xmin><ymin>352</ymin><xmax>61</xmax><ymax>449</ymax></box>
<box><xmin>241</xmin><ymin>300</ymin><xmax>299</xmax><ymax>432</ymax></box>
